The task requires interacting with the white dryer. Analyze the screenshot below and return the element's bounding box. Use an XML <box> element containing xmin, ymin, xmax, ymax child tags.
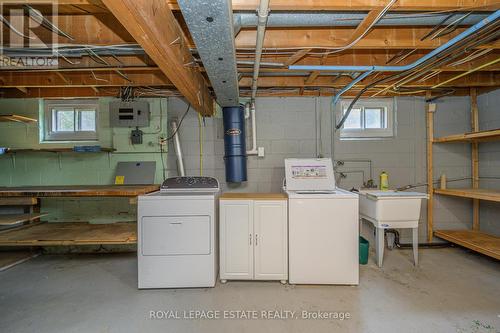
<box><xmin>137</xmin><ymin>177</ymin><xmax>219</xmax><ymax>289</ymax></box>
<box><xmin>285</xmin><ymin>158</ymin><xmax>359</xmax><ymax>285</ymax></box>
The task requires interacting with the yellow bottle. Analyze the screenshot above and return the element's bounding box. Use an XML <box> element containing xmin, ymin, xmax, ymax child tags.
<box><xmin>380</xmin><ymin>171</ymin><xmax>389</xmax><ymax>191</ymax></box>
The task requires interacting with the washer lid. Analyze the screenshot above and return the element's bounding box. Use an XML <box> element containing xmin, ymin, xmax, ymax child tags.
<box><xmin>285</xmin><ymin>158</ymin><xmax>335</xmax><ymax>192</ymax></box>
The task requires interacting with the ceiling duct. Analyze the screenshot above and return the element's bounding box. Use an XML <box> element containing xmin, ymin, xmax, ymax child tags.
<box><xmin>178</xmin><ymin>0</ymin><xmax>239</xmax><ymax>107</ymax></box>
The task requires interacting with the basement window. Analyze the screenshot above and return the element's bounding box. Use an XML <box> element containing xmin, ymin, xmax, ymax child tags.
<box><xmin>339</xmin><ymin>99</ymin><xmax>394</xmax><ymax>139</ymax></box>
<box><xmin>43</xmin><ymin>99</ymin><xmax>99</xmax><ymax>141</ymax></box>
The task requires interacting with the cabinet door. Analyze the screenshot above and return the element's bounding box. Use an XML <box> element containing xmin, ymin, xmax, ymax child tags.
<box><xmin>254</xmin><ymin>200</ymin><xmax>288</xmax><ymax>280</ymax></box>
<box><xmin>219</xmin><ymin>200</ymin><xmax>254</xmax><ymax>280</ymax></box>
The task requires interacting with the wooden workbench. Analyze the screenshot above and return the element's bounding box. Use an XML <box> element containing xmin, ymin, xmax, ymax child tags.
<box><xmin>0</xmin><ymin>185</ymin><xmax>158</xmax><ymax>247</ymax></box>
<box><xmin>0</xmin><ymin>185</ymin><xmax>160</xmax><ymax>197</ymax></box>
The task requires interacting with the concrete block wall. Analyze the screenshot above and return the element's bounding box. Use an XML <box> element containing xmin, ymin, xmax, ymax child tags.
<box><xmin>478</xmin><ymin>89</ymin><xmax>500</xmax><ymax>236</ymax></box>
<box><xmin>0</xmin><ymin>97</ymin><xmax>169</xmax><ymax>223</ymax></box>
<box><xmin>167</xmin><ymin>95</ymin><xmax>476</xmax><ymax>242</ymax></box>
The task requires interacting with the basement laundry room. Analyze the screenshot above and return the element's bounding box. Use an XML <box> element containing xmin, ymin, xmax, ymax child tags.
<box><xmin>0</xmin><ymin>1</ymin><xmax>499</xmax><ymax>332</ymax></box>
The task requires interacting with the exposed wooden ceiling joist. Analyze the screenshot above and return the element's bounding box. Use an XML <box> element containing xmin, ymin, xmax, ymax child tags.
<box><xmin>238</xmin><ymin>72</ymin><xmax>500</xmax><ymax>88</ymax></box>
<box><xmin>167</xmin><ymin>0</ymin><xmax>500</xmax><ymax>11</ymax></box>
<box><xmin>0</xmin><ymin>72</ymin><xmax>171</xmax><ymax>87</ymax></box>
<box><xmin>235</xmin><ymin>27</ymin><xmax>500</xmax><ymax>50</ymax></box>
<box><xmin>102</xmin><ymin>0</ymin><xmax>214</xmax><ymax>115</ymax></box>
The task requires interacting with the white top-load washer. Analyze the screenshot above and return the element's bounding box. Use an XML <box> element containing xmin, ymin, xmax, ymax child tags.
<box><xmin>137</xmin><ymin>176</ymin><xmax>219</xmax><ymax>289</ymax></box>
<box><xmin>285</xmin><ymin>158</ymin><xmax>359</xmax><ymax>285</ymax></box>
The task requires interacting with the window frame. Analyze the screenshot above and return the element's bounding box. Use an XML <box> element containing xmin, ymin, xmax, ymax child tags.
<box><xmin>43</xmin><ymin>99</ymin><xmax>99</xmax><ymax>142</ymax></box>
<box><xmin>339</xmin><ymin>98</ymin><xmax>395</xmax><ymax>139</ymax></box>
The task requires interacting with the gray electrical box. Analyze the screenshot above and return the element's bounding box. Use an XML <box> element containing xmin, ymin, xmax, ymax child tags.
<box><xmin>109</xmin><ymin>101</ymin><xmax>150</xmax><ymax>127</ymax></box>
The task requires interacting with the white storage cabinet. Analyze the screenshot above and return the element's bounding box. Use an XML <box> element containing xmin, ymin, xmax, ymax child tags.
<box><xmin>219</xmin><ymin>193</ymin><xmax>288</xmax><ymax>283</ymax></box>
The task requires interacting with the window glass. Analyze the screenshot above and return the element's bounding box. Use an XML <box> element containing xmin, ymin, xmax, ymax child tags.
<box><xmin>54</xmin><ymin>109</ymin><xmax>75</xmax><ymax>132</ymax></box>
<box><xmin>79</xmin><ymin>110</ymin><xmax>96</xmax><ymax>131</ymax></box>
<box><xmin>365</xmin><ymin>108</ymin><xmax>383</xmax><ymax>129</ymax></box>
<box><xmin>343</xmin><ymin>108</ymin><xmax>362</xmax><ymax>129</ymax></box>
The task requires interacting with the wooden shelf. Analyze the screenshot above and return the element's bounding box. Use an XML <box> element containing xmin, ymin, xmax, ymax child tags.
<box><xmin>433</xmin><ymin>129</ymin><xmax>500</xmax><ymax>143</ymax></box>
<box><xmin>434</xmin><ymin>230</ymin><xmax>500</xmax><ymax>260</ymax></box>
<box><xmin>0</xmin><ymin>185</ymin><xmax>159</xmax><ymax>197</ymax></box>
<box><xmin>0</xmin><ymin>213</ymin><xmax>47</xmax><ymax>226</ymax></box>
<box><xmin>0</xmin><ymin>222</ymin><xmax>137</xmax><ymax>246</ymax></box>
<box><xmin>0</xmin><ymin>197</ymin><xmax>38</xmax><ymax>206</ymax></box>
<box><xmin>6</xmin><ymin>147</ymin><xmax>115</xmax><ymax>153</ymax></box>
<box><xmin>434</xmin><ymin>188</ymin><xmax>500</xmax><ymax>203</ymax></box>
<box><xmin>0</xmin><ymin>115</ymin><xmax>37</xmax><ymax>123</ymax></box>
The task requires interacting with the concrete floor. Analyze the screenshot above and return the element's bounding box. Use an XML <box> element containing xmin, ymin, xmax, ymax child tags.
<box><xmin>0</xmin><ymin>247</ymin><xmax>499</xmax><ymax>333</ymax></box>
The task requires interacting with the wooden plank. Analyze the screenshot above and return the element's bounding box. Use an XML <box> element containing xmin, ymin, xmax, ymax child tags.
<box><xmin>0</xmin><ymin>197</ymin><xmax>38</xmax><ymax>206</ymax></box>
<box><xmin>434</xmin><ymin>229</ymin><xmax>500</xmax><ymax>260</ymax></box>
<box><xmin>235</xmin><ymin>27</ymin><xmax>500</xmax><ymax>50</ymax></box>
<box><xmin>102</xmin><ymin>0</ymin><xmax>214</xmax><ymax>116</ymax></box>
<box><xmin>305</xmin><ymin>71</ymin><xmax>320</xmax><ymax>84</ymax></box>
<box><xmin>0</xmin><ymin>222</ymin><xmax>137</xmax><ymax>246</ymax></box>
<box><xmin>240</xmin><ymin>72</ymin><xmax>500</xmax><ymax>88</ymax></box>
<box><xmin>283</xmin><ymin>49</ymin><xmax>312</xmax><ymax>66</ymax></box>
<box><xmin>0</xmin><ymin>72</ymin><xmax>171</xmax><ymax>88</ymax></box>
<box><xmin>7</xmin><ymin>148</ymin><xmax>115</xmax><ymax>153</ymax></box>
<box><xmin>0</xmin><ymin>185</ymin><xmax>159</xmax><ymax>197</ymax></box>
<box><xmin>433</xmin><ymin>128</ymin><xmax>500</xmax><ymax>143</ymax></box>
<box><xmin>344</xmin><ymin>9</ymin><xmax>383</xmax><ymax>45</ymax></box>
<box><xmin>0</xmin><ymin>252</ymin><xmax>40</xmax><ymax>272</ymax></box>
<box><xmin>470</xmin><ymin>88</ymin><xmax>480</xmax><ymax>231</ymax></box>
<box><xmin>434</xmin><ymin>188</ymin><xmax>500</xmax><ymax>203</ymax></box>
<box><xmin>426</xmin><ymin>92</ymin><xmax>434</xmax><ymax>242</ymax></box>
<box><xmin>168</xmin><ymin>0</ymin><xmax>500</xmax><ymax>11</ymax></box>
<box><xmin>0</xmin><ymin>115</ymin><xmax>37</xmax><ymax>123</ymax></box>
<box><xmin>219</xmin><ymin>193</ymin><xmax>288</xmax><ymax>200</ymax></box>
<box><xmin>0</xmin><ymin>213</ymin><xmax>48</xmax><ymax>226</ymax></box>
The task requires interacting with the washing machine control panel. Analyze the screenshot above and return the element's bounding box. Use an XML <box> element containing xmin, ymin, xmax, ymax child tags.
<box><xmin>160</xmin><ymin>177</ymin><xmax>219</xmax><ymax>191</ymax></box>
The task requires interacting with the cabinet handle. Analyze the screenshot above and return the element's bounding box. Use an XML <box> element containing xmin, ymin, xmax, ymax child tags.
<box><xmin>249</xmin><ymin>234</ymin><xmax>252</xmax><ymax>245</ymax></box>
<box><xmin>255</xmin><ymin>234</ymin><xmax>258</xmax><ymax>246</ymax></box>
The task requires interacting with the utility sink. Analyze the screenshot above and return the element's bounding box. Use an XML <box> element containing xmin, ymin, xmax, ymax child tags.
<box><xmin>359</xmin><ymin>190</ymin><xmax>428</xmax><ymax>228</ymax></box>
<box><xmin>358</xmin><ymin>190</ymin><xmax>428</xmax><ymax>268</ymax></box>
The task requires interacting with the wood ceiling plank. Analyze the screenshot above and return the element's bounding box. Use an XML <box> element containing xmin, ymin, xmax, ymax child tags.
<box><xmin>102</xmin><ymin>0</ymin><xmax>214</xmax><ymax>115</ymax></box>
<box><xmin>0</xmin><ymin>72</ymin><xmax>171</xmax><ymax>87</ymax></box>
<box><xmin>167</xmin><ymin>0</ymin><xmax>500</xmax><ymax>11</ymax></box>
<box><xmin>235</xmin><ymin>27</ymin><xmax>500</xmax><ymax>50</ymax></box>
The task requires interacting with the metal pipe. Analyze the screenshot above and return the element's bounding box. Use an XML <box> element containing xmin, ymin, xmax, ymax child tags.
<box><xmin>170</xmin><ymin>120</ymin><xmax>185</xmax><ymax>177</ymax></box>
<box><xmin>246</xmin><ymin>101</ymin><xmax>258</xmax><ymax>156</ymax></box>
<box><xmin>251</xmin><ymin>0</ymin><xmax>270</xmax><ymax>100</ymax></box>
<box><xmin>332</xmin><ymin>70</ymin><xmax>373</xmax><ymax>105</ymax></box>
<box><xmin>290</xmin><ymin>10</ymin><xmax>500</xmax><ymax>73</ymax></box>
<box><xmin>234</xmin><ymin>12</ymin><xmax>489</xmax><ymax>28</ymax></box>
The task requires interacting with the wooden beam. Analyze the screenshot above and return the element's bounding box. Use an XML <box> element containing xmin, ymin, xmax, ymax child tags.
<box><xmin>102</xmin><ymin>0</ymin><xmax>213</xmax><ymax>115</ymax></box>
<box><xmin>15</xmin><ymin>87</ymin><xmax>28</xmax><ymax>94</ymax></box>
<box><xmin>0</xmin><ymin>72</ymin><xmax>171</xmax><ymax>87</ymax></box>
<box><xmin>235</xmin><ymin>27</ymin><xmax>500</xmax><ymax>50</ymax></box>
<box><xmin>305</xmin><ymin>71</ymin><xmax>320</xmax><ymax>84</ymax></box>
<box><xmin>470</xmin><ymin>87</ymin><xmax>480</xmax><ymax>231</ymax></box>
<box><xmin>1</xmin><ymin>14</ymin><xmax>135</xmax><ymax>45</ymax></box>
<box><xmin>283</xmin><ymin>49</ymin><xmax>311</xmax><ymax>66</ymax></box>
<box><xmin>168</xmin><ymin>0</ymin><xmax>500</xmax><ymax>11</ymax></box>
<box><xmin>255</xmin><ymin>51</ymin><xmax>500</xmax><ymax>72</ymax></box>
<box><xmin>0</xmin><ymin>86</ymin><xmax>181</xmax><ymax>98</ymax></box>
<box><xmin>345</xmin><ymin>9</ymin><xmax>383</xmax><ymax>45</ymax></box>
<box><xmin>238</xmin><ymin>72</ymin><xmax>500</xmax><ymax>88</ymax></box>
<box><xmin>426</xmin><ymin>91</ymin><xmax>434</xmax><ymax>242</ymax></box>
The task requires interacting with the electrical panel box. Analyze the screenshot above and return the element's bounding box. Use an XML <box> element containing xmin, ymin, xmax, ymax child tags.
<box><xmin>109</xmin><ymin>101</ymin><xmax>150</xmax><ymax>127</ymax></box>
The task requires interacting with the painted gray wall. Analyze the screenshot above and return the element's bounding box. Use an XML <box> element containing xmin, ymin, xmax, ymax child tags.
<box><xmin>167</xmin><ymin>94</ymin><xmax>497</xmax><ymax>242</ymax></box>
<box><xmin>478</xmin><ymin>89</ymin><xmax>500</xmax><ymax>236</ymax></box>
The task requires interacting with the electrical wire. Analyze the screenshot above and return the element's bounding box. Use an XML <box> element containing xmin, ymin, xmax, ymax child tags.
<box><xmin>321</xmin><ymin>0</ymin><xmax>398</xmax><ymax>55</ymax></box>
<box><xmin>165</xmin><ymin>103</ymin><xmax>191</xmax><ymax>141</ymax></box>
<box><xmin>432</xmin><ymin>57</ymin><xmax>500</xmax><ymax>89</ymax></box>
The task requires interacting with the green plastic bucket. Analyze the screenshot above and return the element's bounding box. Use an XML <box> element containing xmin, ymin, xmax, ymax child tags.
<box><xmin>359</xmin><ymin>236</ymin><xmax>369</xmax><ymax>265</ymax></box>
